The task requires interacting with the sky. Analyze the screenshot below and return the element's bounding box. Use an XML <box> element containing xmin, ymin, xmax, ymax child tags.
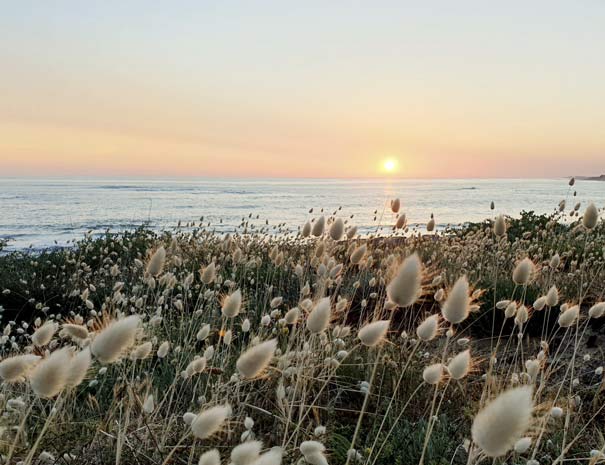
<box><xmin>1</xmin><ymin>1</ymin><xmax>604</xmax><ymax>178</ymax></box>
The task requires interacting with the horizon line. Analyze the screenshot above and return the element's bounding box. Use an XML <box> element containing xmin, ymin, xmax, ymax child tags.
<box><xmin>0</xmin><ymin>174</ymin><xmax>582</xmax><ymax>181</ymax></box>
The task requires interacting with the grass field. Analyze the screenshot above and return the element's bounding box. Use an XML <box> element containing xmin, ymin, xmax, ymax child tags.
<box><xmin>0</xmin><ymin>201</ymin><xmax>603</xmax><ymax>465</ymax></box>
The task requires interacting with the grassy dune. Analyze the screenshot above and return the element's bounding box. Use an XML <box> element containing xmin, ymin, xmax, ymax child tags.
<box><xmin>0</xmin><ymin>201</ymin><xmax>603</xmax><ymax>465</ymax></box>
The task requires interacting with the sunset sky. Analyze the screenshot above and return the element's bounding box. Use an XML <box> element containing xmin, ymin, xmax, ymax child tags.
<box><xmin>1</xmin><ymin>1</ymin><xmax>604</xmax><ymax>178</ymax></box>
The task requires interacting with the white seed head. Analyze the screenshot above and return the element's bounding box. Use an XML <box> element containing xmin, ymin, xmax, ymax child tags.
<box><xmin>284</xmin><ymin>307</ymin><xmax>300</xmax><ymax>324</ymax></box>
<box><xmin>191</xmin><ymin>404</ymin><xmax>231</xmax><ymax>439</ymax></box>
<box><xmin>545</xmin><ymin>286</ymin><xmax>559</xmax><ymax>307</ymax></box>
<box><xmin>558</xmin><ymin>305</ymin><xmax>579</xmax><ymax>328</ymax></box>
<box><xmin>513</xmin><ymin>258</ymin><xmax>534</xmax><ymax>285</ymax></box>
<box><xmin>582</xmin><ymin>202</ymin><xmax>599</xmax><ymax>229</ymax></box>
<box><xmin>131</xmin><ymin>341</ymin><xmax>153</xmax><ymax>360</ymax></box>
<box><xmin>358</xmin><ymin>320</ymin><xmax>389</xmax><ymax>347</ymax></box>
<box><xmin>447</xmin><ymin>350</ymin><xmax>471</xmax><ymax>380</ymax></box>
<box><xmin>236</xmin><ymin>339</ymin><xmax>277</xmax><ymax>378</ymax></box>
<box><xmin>0</xmin><ymin>354</ymin><xmax>41</xmax><ymax>382</ymax></box>
<box><xmin>494</xmin><ymin>215</ymin><xmax>506</xmax><ymax>236</ymax></box>
<box><xmin>533</xmin><ymin>297</ymin><xmax>546</xmax><ymax>311</ymax></box>
<box><xmin>514</xmin><ymin>437</ymin><xmax>532</xmax><ymax>454</ymax></box>
<box><xmin>61</xmin><ymin>323</ymin><xmax>89</xmax><ymax>340</ymax></box>
<box><xmin>201</xmin><ymin>263</ymin><xmax>216</xmax><ymax>285</ymax></box>
<box><xmin>157</xmin><ymin>341</ymin><xmax>170</xmax><ymax>358</ymax></box>
<box><xmin>307</xmin><ymin>298</ymin><xmax>331</xmax><ymax>333</ymax></box>
<box><xmin>312</xmin><ymin>216</ymin><xmax>326</xmax><ymax>236</ymax></box>
<box><xmin>350</xmin><ymin>245</ymin><xmax>367</xmax><ymax>265</ymax></box>
<box><xmin>550</xmin><ymin>406</ymin><xmax>563</xmax><ymax>418</ymax></box>
<box><xmin>253</xmin><ymin>447</ymin><xmax>283</xmax><ymax>465</ymax></box>
<box><xmin>416</xmin><ymin>314</ymin><xmax>439</xmax><ymax>341</ymax></box>
<box><xmin>29</xmin><ymin>347</ymin><xmax>72</xmax><ymax>398</ymax></box>
<box><xmin>146</xmin><ymin>247</ymin><xmax>166</xmax><ymax>277</ymax></box>
<box><xmin>300</xmin><ymin>441</ymin><xmax>326</xmax><ymax>456</ymax></box>
<box><xmin>302</xmin><ymin>221</ymin><xmax>312</xmax><ymax>237</ymax></box>
<box><xmin>471</xmin><ymin>386</ymin><xmax>534</xmax><ymax>457</ymax></box>
<box><xmin>32</xmin><ymin>321</ymin><xmax>58</xmax><ymax>347</ymax></box>
<box><xmin>441</xmin><ymin>276</ymin><xmax>471</xmax><ymax>324</ymax></box>
<box><xmin>422</xmin><ymin>363</ymin><xmax>443</xmax><ymax>384</ymax></box>
<box><xmin>329</xmin><ymin>218</ymin><xmax>345</xmax><ymax>241</ymax></box>
<box><xmin>231</xmin><ymin>440</ymin><xmax>262</xmax><ymax>465</ymax></box>
<box><xmin>91</xmin><ymin>315</ymin><xmax>141</xmax><ymax>364</ymax></box>
<box><xmin>387</xmin><ymin>253</ymin><xmax>422</xmax><ymax>308</ymax></box>
<box><xmin>550</xmin><ymin>254</ymin><xmax>560</xmax><ymax>269</ymax></box>
<box><xmin>198</xmin><ymin>449</ymin><xmax>220</xmax><ymax>465</ymax></box>
<box><xmin>222</xmin><ymin>289</ymin><xmax>242</xmax><ymax>318</ymax></box>
<box><xmin>65</xmin><ymin>348</ymin><xmax>92</xmax><ymax>389</ymax></box>
<box><xmin>588</xmin><ymin>302</ymin><xmax>605</xmax><ymax>319</ymax></box>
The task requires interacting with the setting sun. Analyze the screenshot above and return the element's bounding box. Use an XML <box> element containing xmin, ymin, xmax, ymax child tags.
<box><xmin>383</xmin><ymin>158</ymin><xmax>397</xmax><ymax>173</ymax></box>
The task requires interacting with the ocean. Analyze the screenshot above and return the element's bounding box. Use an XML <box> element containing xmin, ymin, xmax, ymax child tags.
<box><xmin>0</xmin><ymin>177</ymin><xmax>603</xmax><ymax>251</ymax></box>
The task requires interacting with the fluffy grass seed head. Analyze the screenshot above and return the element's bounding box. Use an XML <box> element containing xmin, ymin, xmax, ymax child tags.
<box><xmin>307</xmin><ymin>297</ymin><xmax>331</xmax><ymax>333</ymax></box>
<box><xmin>236</xmin><ymin>339</ymin><xmax>277</xmax><ymax>379</ymax></box>
<box><xmin>302</xmin><ymin>221</ymin><xmax>312</xmax><ymax>237</ymax></box>
<box><xmin>358</xmin><ymin>320</ymin><xmax>389</xmax><ymax>347</ymax></box>
<box><xmin>329</xmin><ymin>218</ymin><xmax>345</xmax><ymax>241</ymax></box>
<box><xmin>513</xmin><ymin>258</ymin><xmax>534</xmax><ymax>285</ymax></box>
<box><xmin>222</xmin><ymin>289</ymin><xmax>242</xmax><ymax>318</ymax></box>
<box><xmin>582</xmin><ymin>202</ymin><xmax>599</xmax><ymax>230</ymax></box>
<box><xmin>200</xmin><ymin>263</ymin><xmax>216</xmax><ymax>285</ymax></box>
<box><xmin>131</xmin><ymin>341</ymin><xmax>153</xmax><ymax>360</ymax></box>
<box><xmin>157</xmin><ymin>341</ymin><xmax>170</xmax><ymax>358</ymax></box>
<box><xmin>416</xmin><ymin>314</ymin><xmax>439</xmax><ymax>341</ymax></box>
<box><xmin>191</xmin><ymin>404</ymin><xmax>231</xmax><ymax>439</ymax></box>
<box><xmin>231</xmin><ymin>440</ymin><xmax>263</xmax><ymax>465</ymax></box>
<box><xmin>0</xmin><ymin>354</ymin><xmax>41</xmax><ymax>382</ymax></box>
<box><xmin>447</xmin><ymin>349</ymin><xmax>472</xmax><ymax>379</ymax></box>
<box><xmin>471</xmin><ymin>386</ymin><xmax>534</xmax><ymax>457</ymax></box>
<box><xmin>422</xmin><ymin>363</ymin><xmax>444</xmax><ymax>384</ymax></box>
<box><xmin>395</xmin><ymin>213</ymin><xmax>407</xmax><ymax>229</ymax></box>
<box><xmin>61</xmin><ymin>323</ymin><xmax>89</xmax><ymax>341</ymax></box>
<box><xmin>65</xmin><ymin>348</ymin><xmax>92</xmax><ymax>389</ymax></box>
<box><xmin>558</xmin><ymin>305</ymin><xmax>579</xmax><ymax>327</ymax></box>
<box><xmin>299</xmin><ymin>441</ymin><xmax>326</xmax><ymax>456</ymax></box>
<box><xmin>545</xmin><ymin>285</ymin><xmax>559</xmax><ymax>307</ymax></box>
<box><xmin>146</xmin><ymin>246</ymin><xmax>166</xmax><ymax>277</ymax></box>
<box><xmin>32</xmin><ymin>321</ymin><xmax>58</xmax><ymax>347</ymax></box>
<box><xmin>588</xmin><ymin>302</ymin><xmax>605</xmax><ymax>319</ymax></box>
<box><xmin>494</xmin><ymin>215</ymin><xmax>507</xmax><ymax>237</ymax></box>
<box><xmin>350</xmin><ymin>245</ymin><xmax>367</xmax><ymax>265</ymax></box>
<box><xmin>198</xmin><ymin>449</ymin><xmax>221</xmax><ymax>465</ymax></box>
<box><xmin>386</xmin><ymin>253</ymin><xmax>422</xmax><ymax>308</ymax></box>
<box><xmin>312</xmin><ymin>216</ymin><xmax>326</xmax><ymax>236</ymax></box>
<box><xmin>284</xmin><ymin>307</ymin><xmax>300</xmax><ymax>324</ymax></box>
<box><xmin>441</xmin><ymin>276</ymin><xmax>471</xmax><ymax>324</ymax></box>
<box><xmin>29</xmin><ymin>347</ymin><xmax>72</xmax><ymax>398</ymax></box>
<box><xmin>91</xmin><ymin>315</ymin><xmax>141</xmax><ymax>364</ymax></box>
<box><xmin>253</xmin><ymin>447</ymin><xmax>283</xmax><ymax>465</ymax></box>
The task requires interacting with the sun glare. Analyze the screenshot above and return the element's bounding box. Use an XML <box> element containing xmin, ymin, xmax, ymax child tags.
<box><xmin>383</xmin><ymin>158</ymin><xmax>397</xmax><ymax>173</ymax></box>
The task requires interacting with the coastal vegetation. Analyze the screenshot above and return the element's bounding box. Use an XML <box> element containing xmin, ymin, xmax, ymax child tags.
<box><xmin>0</xmin><ymin>194</ymin><xmax>603</xmax><ymax>465</ymax></box>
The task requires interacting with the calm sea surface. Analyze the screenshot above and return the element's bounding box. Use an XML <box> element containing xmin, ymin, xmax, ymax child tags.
<box><xmin>0</xmin><ymin>177</ymin><xmax>603</xmax><ymax>251</ymax></box>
